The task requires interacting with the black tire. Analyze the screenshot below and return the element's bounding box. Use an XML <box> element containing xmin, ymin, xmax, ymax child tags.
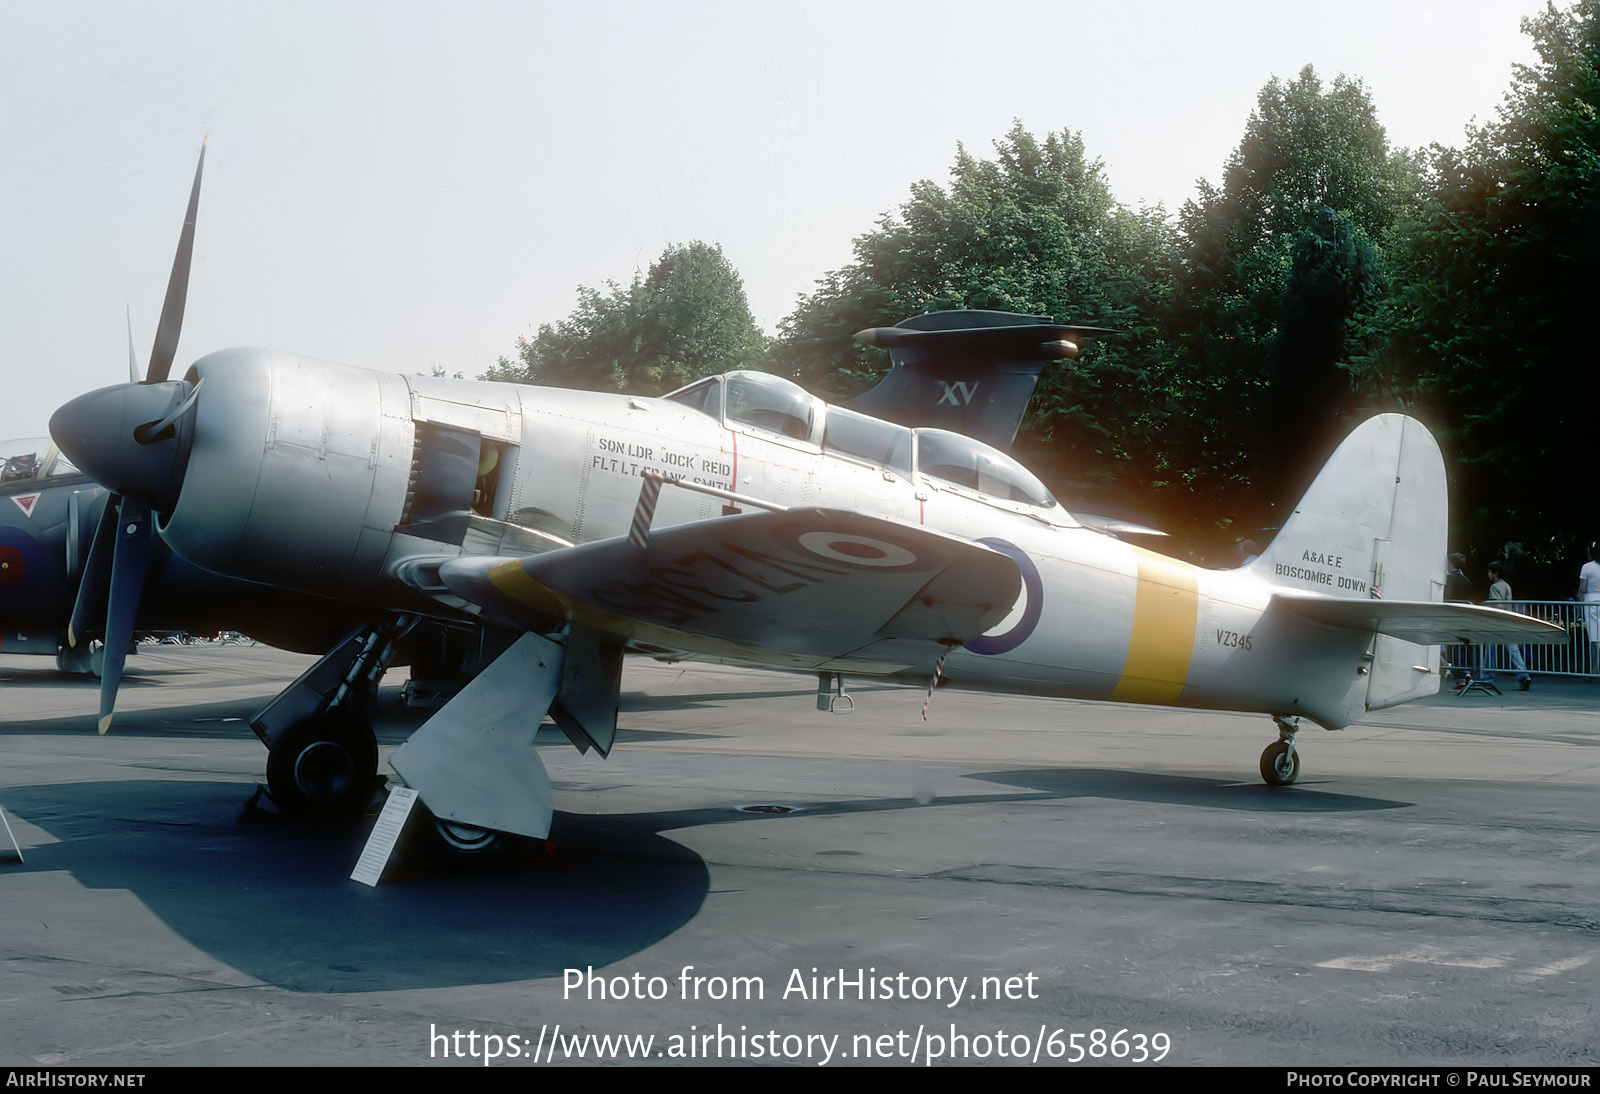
<box><xmin>56</xmin><ymin>644</ymin><xmax>93</xmax><ymax>675</ymax></box>
<box><xmin>266</xmin><ymin>711</ymin><xmax>378</xmax><ymax>818</ymax></box>
<box><xmin>408</xmin><ymin>805</ymin><xmax>517</xmax><ymax>870</ymax></box>
<box><xmin>1260</xmin><ymin>740</ymin><xmax>1300</xmax><ymax>786</ymax></box>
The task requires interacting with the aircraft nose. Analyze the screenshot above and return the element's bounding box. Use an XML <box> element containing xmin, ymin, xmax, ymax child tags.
<box><xmin>50</xmin><ymin>380</ymin><xmax>196</xmax><ymax>512</ymax></box>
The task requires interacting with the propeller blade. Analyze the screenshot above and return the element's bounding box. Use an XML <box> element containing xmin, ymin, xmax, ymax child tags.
<box><xmin>126</xmin><ymin>307</ymin><xmax>139</xmax><ymax>384</ymax></box>
<box><xmin>146</xmin><ymin>138</ymin><xmax>206</xmax><ymax>384</ymax></box>
<box><xmin>67</xmin><ymin>494</ymin><xmax>119</xmax><ymax>648</ymax></box>
<box><xmin>97</xmin><ymin>494</ymin><xmax>155</xmax><ymax>734</ymax></box>
<box><xmin>134</xmin><ymin>376</ymin><xmax>204</xmax><ymax>444</ymax></box>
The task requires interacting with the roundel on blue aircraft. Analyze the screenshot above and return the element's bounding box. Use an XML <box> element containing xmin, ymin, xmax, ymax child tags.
<box><xmin>0</xmin><ymin>526</ymin><xmax>47</xmax><ymax>586</ymax></box>
<box><xmin>0</xmin><ymin>525</ymin><xmax>65</xmax><ymax>618</ymax></box>
<box><xmin>965</xmin><ymin>537</ymin><xmax>1042</xmax><ymax>655</ymax></box>
<box><xmin>0</xmin><ymin>541</ymin><xmax>23</xmax><ymax>586</ymax></box>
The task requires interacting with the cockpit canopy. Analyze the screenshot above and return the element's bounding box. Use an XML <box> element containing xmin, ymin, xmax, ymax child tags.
<box><xmin>0</xmin><ymin>438</ymin><xmax>78</xmax><ymax>485</ymax></box>
<box><xmin>664</xmin><ymin>374</ymin><xmax>1056</xmax><ymax>509</ymax></box>
<box><xmin>724</xmin><ymin>371</ymin><xmax>816</xmax><ymax>441</ymax></box>
<box><xmin>913</xmin><ymin>428</ymin><xmax>1056</xmax><ymax>508</ymax></box>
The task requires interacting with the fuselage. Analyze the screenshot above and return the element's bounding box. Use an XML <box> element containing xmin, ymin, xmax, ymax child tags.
<box><xmin>156</xmin><ymin>349</ymin><xmax>1378</xmax><ymax>730</ymax></box>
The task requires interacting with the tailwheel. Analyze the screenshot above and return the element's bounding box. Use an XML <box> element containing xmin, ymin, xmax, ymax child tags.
<box><xmin>1259</xmin><ymin>740</ymin><xmax>1300</xmax><ymax>786</ymax></box>
<box><xmin>1260</xmin><ymin>714</ymin><xmax>1302</xmax><ymax>786</ymax></box>
<box><xmin>266</xmin><ymin>709</ymin><xmax>379</xmax><ymax>817</ymax></box>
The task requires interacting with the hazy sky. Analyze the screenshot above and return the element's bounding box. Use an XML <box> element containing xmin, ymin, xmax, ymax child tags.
<box><xmin>0</xmin><ymin>0</ymin><xmax>1551</xmax><ymax>442</ymax></box>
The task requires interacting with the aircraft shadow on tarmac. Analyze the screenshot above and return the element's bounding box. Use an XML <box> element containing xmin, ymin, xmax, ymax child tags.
<box><xmin>0</xmin><ymin>759</ymin><xmax>1407</xmax><ymax>994</ymax></box>
<box><xmin>1</xmin><ymin>690</ymin><xmax>747</xmax><ymax>746</ymax></box>
<box><xmin>0</xmin><ymin>662</ymin><xmax>204</xmax><ymax>689</ymax></box>
<box><xmin>967</xmin><ymin>768</ymin><xmax>1412</xmax><ymax>813</ymax></box>
<box><xmin>2</xmin><ymin>778</ymin><xmax>713</xmax><ymax>994</ymax></box>
<box><xmin>2</xmin><ymin>703</ymin><xmax>270</xmax><ymax>741</ymax></box>
<box><xmin>0</xmin><ymin>777</ymin><xmax>1046</xmax><ymax>995</ymax></box>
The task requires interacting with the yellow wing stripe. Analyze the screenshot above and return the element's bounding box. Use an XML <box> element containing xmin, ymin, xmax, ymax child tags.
<box><xmin>1110</xmin><ymin>548</ymin><xmax>1199</xmax><ymax>704</ymax></box>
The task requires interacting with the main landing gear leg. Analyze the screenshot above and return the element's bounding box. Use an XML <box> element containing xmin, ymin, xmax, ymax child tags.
<box><xmin>252</xmin><ymin>614</ymin><xmax>418</xmax><ymax>817</ymax></box>
<box><xmin>1260</xmin><ymin>715</ymin><xmax>1301</xmax><ymax>786</ymax></box>
<box><xmin>389</xmin><ymin>631</ymin><xmax>567</xmax><ymax>868</ymax></box>
<box><xmin>388</xmin><ymin>625</ymin><xmax>624</xmax><ymax>870</ymax></box>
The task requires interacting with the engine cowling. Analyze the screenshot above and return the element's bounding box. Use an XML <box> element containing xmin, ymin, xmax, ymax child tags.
<box><xmin>161</xmin><ymin>348</ymin><xmax>415</xmax><ymax>602</ymax></box>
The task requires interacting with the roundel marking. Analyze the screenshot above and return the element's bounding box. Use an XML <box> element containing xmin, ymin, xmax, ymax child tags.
<box><xmin>0</xmin><ymin>543</ymin><xmax>23</xmax><ymax>585</ymax></box>
<box><xmin>965</xmin><ymin>537</ymin><xmax>1043</xmax><ymax>656</ymax></box>
<box><xmin>0</xmin><ymin>525</ymin><xmax>63</xmax><ymax>614</ymax></box>
<box><xmin>797</xmin><ymin>530</ymin><xmax>918</xmax><ymax>568</ymax></box>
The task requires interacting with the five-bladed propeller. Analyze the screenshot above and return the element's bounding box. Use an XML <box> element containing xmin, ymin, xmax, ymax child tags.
<box><xmin>50</xmin><ymin>141</ymin><xmax>207</xmax><ymax>732</ymax></box>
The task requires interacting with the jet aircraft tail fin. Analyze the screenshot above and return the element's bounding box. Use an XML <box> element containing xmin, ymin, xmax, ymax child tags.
<box><xmin>846</xmin><ymin>310</ymin><xmax>1118</xmax><ymax>452</ymax></box>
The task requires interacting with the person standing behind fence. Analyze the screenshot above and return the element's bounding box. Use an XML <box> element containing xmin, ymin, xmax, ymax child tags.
<box><xmin>1446</xmin><ymin>554</ymin><xmax>1472</xmax><ymax>601</ymax></box>
<box><xmin>1580</xmin><ymin>544</ymin><xmax>1600</xmax><ymax>682</ymax></box>
<box><xmin>1486</xmin><ymin>561</ymin><xmax>1532</xmax><ymax>690</ymax></box>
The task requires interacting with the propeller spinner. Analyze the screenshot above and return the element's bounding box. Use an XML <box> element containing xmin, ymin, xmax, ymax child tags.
<box><xmin>49</xmin><ymin>141</ymin><xmax>207</xmax><ymax>732</ymax></box>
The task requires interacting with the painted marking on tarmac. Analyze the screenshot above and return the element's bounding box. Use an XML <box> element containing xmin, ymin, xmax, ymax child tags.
<box><xmin>1317</xmin><ymin>947</ymin><xmax>1511</xmax><ymax>972</ymax></box>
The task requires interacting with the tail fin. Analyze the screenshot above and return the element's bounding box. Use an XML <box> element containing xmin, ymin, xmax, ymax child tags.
<box><xmin>1254</xmin><ymin>414</ymin><xmax>1447</xmax><ymax>709</ymax></box>
<box><xmin>847</xmin><ymin>310</ymin><xmax>1118</xmax><ymax>452</ymax></box>
<box><xmin>1251</xmin><ymin>414</ymin><xmax>1445</xmax><ymax>604</ymax></box>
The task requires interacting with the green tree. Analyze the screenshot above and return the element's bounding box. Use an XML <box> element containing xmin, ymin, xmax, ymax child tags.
<box><xmin>1372</xmin><ymin>1</ymin><xmax>1600</xmax><ymax>586</ymax></box>
<box><xmin>488</xmin><ymin>242</ymin><xmax>768</xmax><ymax>395</ymax></box>
<box><xmin>773</xmin><ymin>123</ymin><xmax>1177</xmax><ymax>498</ymax></box>
<box><xmin>1162</xmin><ymin>66</ymin><xmax>1411</xmax><ymax>536</ymax></box>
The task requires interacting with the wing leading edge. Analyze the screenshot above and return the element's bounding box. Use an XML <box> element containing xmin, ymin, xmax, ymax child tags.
<box><xmin>438</xmin><ymin>508</ymin><xmax>1022</xmax><ymax>673</ymax></box>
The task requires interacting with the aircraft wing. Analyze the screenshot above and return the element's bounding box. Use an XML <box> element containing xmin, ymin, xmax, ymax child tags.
<box><xmin>1271</xmin><ymin>594</ymin><xmax>1566</xmax><ymax>644</ymax></box>
<box><xmin>437</xmin><ymin>508</ymin><xmax>1022</xmax><ymax>673</ymax></box>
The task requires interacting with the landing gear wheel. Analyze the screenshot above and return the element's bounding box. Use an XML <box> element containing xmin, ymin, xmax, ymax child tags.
<box><xmin>57</xmin><ymin>643</ymin><xmax>93</xmax><ymax>675</ymax></box>
<box><xmin>266</xmin><ymin>711</ymin><xmax>378</xmax><ymax>817</ymax></box>
<box><xmin>1260</xmin><ymin>740</ymin><xmax>1300</xmax><ymax>786</ymax></box>
<box><xmin>410</xmin><ymin>806</ymin><xmax>517</xmax><ymax>870</ymax></box>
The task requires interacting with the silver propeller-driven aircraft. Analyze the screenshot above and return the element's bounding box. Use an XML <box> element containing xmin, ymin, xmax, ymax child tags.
<box><xmin>48</xmin><ymin>147</ymin><xmax>1561</xmax><ymax>861</ymax></box>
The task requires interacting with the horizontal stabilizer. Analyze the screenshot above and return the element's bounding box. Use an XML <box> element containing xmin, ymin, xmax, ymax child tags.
<box><xmin>1272</xmin><ymin>593</ymin><xmax>1565</xmax><ymax>645</ymax></box>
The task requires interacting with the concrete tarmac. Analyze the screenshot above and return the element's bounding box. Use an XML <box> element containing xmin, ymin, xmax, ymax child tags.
<box><xmin>1</xmin><ymin>643</ymin><xmax>1595</xmax><ymax>1067</ymax></box>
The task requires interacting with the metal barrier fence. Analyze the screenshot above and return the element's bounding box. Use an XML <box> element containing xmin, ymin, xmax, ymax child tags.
<box><xmin>1447</xmin><ymin>599</ymin><xmax>1600</xmax><ymax>679</ymax></box>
